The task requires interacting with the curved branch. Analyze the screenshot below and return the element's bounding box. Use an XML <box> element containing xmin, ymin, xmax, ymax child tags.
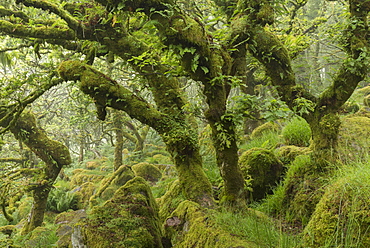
<box><xmin>15</xmin><ymin>0</ymin><xmax>81</xmax><ymax>31</ymax></box>
<box><xmin>57</xmin><ymin>60</ymin><xmax>170</xmax><ymax>133</ymax></box>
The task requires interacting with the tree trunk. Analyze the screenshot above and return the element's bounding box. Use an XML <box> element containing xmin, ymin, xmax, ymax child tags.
<box><xmin>307</xmin><ymin>112</ymin><xmax>341</xmax><ymax>166</ymax></box>
<box><xmin>113</xmin><ymin>110</ymin><xmax>124</xmax><ymax>171</ymax></box>
<box><xmin>58</xmin><ymin>61</ymin><xmax>214</xmax><ymax>207</ymax></box>
<box><xmin>8</xmin><ymin>111</ymin><xmax>71</xmax><ymax>234</ymax></box>
<box><xmin>22</xmin><ymin>187</ymin><xmax>50</xmax><ymax>234</ymax></box>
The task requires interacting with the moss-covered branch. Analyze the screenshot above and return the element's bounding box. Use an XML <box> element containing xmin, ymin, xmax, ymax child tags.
<box><xmin>0</xmin><ymin>6</ymin><xmax>29</xmax><ymax>21</ymax></box>
<box><xmin>58</xmin><ymin>60</ymin><xmax>214</xmax><ymax>206</ymax></box>
<box><xmin>16</xmin><ymin>0</ymin><xmax>81</xmax><ymax>30</ymax></box>
<box><xmin>317</xmin><ymin>0</ymin><xmax>369</xmax><ymax>113</ymax></box>
<box><xmin>58</xmin><ymin>60</ymin><xmax>169</xmax><ymax>130</ymax></box>
<box><xmin>0</xmin><ymin>20</ymin><xmax>76</xmax><ymax>40</ymax></box>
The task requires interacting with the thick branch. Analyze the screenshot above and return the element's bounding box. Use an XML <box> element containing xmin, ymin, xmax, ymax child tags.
<box><xmin>57</xmin><ymin>60</ymin><xmax>169</xmax><ymax>133</ymax></box>
<box><xmin>0</xmin><ymin>20</ymin><xmax>76</xmax><ymax>40</ymax></box>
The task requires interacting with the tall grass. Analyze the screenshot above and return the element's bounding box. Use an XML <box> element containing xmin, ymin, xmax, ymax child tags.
<box><xmin>212</xmin><ymin>209</ymin><xmax>300</xmax><ymax>247</ymax></box>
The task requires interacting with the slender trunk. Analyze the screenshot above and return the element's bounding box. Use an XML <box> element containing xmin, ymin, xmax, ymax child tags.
<box><xmin>204</xmin><ymin>81</ymin><xmax>247</xmax><ymax>206</ymax></box>
<box><xmin>78</xmin><ymin>136</ymin><xmax>84</xmax><ymax>163</ymax></box>
<box><xmin>113</xmin><ymin>110</ymin><xmax>124</xmax><ymax>171</ymax></box>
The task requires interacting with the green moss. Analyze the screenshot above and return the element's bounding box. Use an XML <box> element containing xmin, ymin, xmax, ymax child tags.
<box><xmin>164</xmin><ymin>200</ymin><xmax>257</xmax><ymax>247</ymax></box>
<box><xmin>352</xmin><ymin>106</ymin><xmax>370</xmax><ymax>118</ymax></box>
<box><xmin>157</xmin><ymin>179</ymin><xmax>186</xmax><ymax>222</ymax></box>
<box><xmin>364</xmin><ymin>94</ymin><xmax>370</xmax><ymax>107</ymax></box>
<box><xmin>263</xmin><ymin>155</ymin><xmax>326</xmax><ymax>225</ymax></box>
<box><xmin>338</xmin><ymin>116</ymin><xmax>370</xmax><ymax>162</ymax></box>
<box><xmin>239</xmin><ymin>147</ymin><xmax>283</xmax><ymax>201</ymax></box>
<box><xmin>250</xmin><ymin>121</ymin><xmax>280</xmax><ymax>139</ymax></box>
<box><xmin>0</xmin><ymin>225</ymin><xmax>15</xmax><ymax>236</ymax></box>
<box><xmin>13</xmin><ymin>197</ymin><xmax>33</xmax><ymax>223</ymax></box>
<box><xmin>70</xmin><ymin>169</ymin><xmax>106</xmax><ymax>186</ymax></box>
<box><xmin>17</xmin><ymin>226</ymin><xmax>58</xmax><ymax>248</ymax></box>
<box><xmin>275</xmin><ymin>145</ymin><xmax>311</xmax><ymax>166</ymax></box>
<box><xmin>339</xmin><ymin>100</ymin><xmax>360</xmax><ymax>114</ymax></box>
<box><xmin>73</xmin><ymin>182</ymin><xmax>96</xmax><ymax>209</ymax></box>
<box><xmin>82</xmin><ymin>177</ymin><xmax>163</xmax><ymax>248</ymax></box>
<box><xmin>54</xmin><ymin>209</ymin><xmax>87</xmax><ymax>248</ymax></box>
<box><xmin>132</xmin><ymin>162</ymin><xmax>162</xmax><ymax>184</ymax></box>
<box><xmin>89</xmin><ymin>165</ymin><xmax>135</xmax><ymax>206</ymax></box>
<box><xmin>303</xmin><ymin>164</ymin><xmax>370</xmax><ymax>246</ymax></box>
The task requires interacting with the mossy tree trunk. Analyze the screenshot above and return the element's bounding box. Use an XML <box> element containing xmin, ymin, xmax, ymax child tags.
<box><xmin>115</xmin><ymin>0</ymin><xmax>248</xmax><ymax>206</ymax></box>
<box><xmin>58</xmin><ymin>61</ymin><xmax>214</xmax><ymax>207</ymax></box>
<box><xmin>5</xmin><ymin>0</ymin><xmax>368</xmax><ymax>210</ymax></box>
<box><xmin>8</xmin><ymin>111</ymin><xmax>72</xmax><ymax>234</ymax></box>
<box><xmin>232</xmin><ymin>0</ymin><xmax>369</xmax><ymax>165</ymax></box>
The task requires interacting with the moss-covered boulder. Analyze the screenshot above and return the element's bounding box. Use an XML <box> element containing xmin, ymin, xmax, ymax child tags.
<box><xmin>132</xmin><ymin>162</ymin><xmax>162</xmax><ymax>184</ymax></box>
<box><xmin>89</xmin><ymin>165</ymin><xmax>135</xmax><ymax>206</ymax></box>
<box><xmin>54</xmin><ymin>209</ymin><xmax>87</xmax><ymax>248</ymax></box>
<box><xmin>262</xmin><ymin>155</ymin><xmax>326</xmax><ymax>226</ymax></box>
<box><xmin>72</xmin><ymin>182</ymin><xmax>96</xmax><ymax>209</ymax></box>
<box><xmin>82</xmin><ymin>177</ymin><xmax>163</xmax><ymax>248</ymax></box>
<box><xmin>303</xmin><ymin>166</ymin><xmax>370</xmax><ymax>246</ymax></box>
<box><xmin>157</xmin><ymin>179</ymin><xmax>186</xmax><ymax>221</ymax></box>
<box><xmin>70</xmin><ymin>169</ymin><xmax>106</xmax><ymax>187</ymax></box>
<box><xmin>164</xmin><ymin>200</ymin><xmax>257</xmax><ymax>247</ymax></box>
<box><xmin>338</xmin><ymin>116</ymin><xmax>370</xmax><ymax>162</ymax></box>
<box><xmin>239</xmin><ymin>148</ymin><xmax>284</xmax><ymax>201</ymax></box>
<box><xmin>275</xmin><ymin>145</ymin><xmax>311</xmax><ymax>166</ymax></box>
<box><xmin>250</xmin><ymin>121</ymin><xmax>280</xmax><ymax>139</ymax></box>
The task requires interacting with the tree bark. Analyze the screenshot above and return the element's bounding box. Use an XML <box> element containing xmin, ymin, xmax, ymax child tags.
<box><xmin>113</xmin><ymin>110</ymin><xmax>124</xmax><ymax>171</ymax></box>
<box><xmin>8</xmin><ymin>111</ymin><xmax>71</xmax><ymax>234</ymax></box>
<box><xmin>58</xmin><ymin>61</ymin><xmax>214</xmax><ymax>207</ymax></box>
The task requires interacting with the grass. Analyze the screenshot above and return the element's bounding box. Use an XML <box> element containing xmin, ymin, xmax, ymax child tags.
<box><xmin>212</xmin><ymin>209</ymin><xmax>301</xmax><ymax>247</ymax></box>
<box><xmin>240</xmin><ymin>130</ymin><xmax>284</xmax><ymax>151</ymax></box>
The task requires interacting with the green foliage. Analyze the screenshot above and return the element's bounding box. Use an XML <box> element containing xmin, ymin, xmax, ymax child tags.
<box><xmin>303</xmin><ymin>156</ymin><xmax>370</xmax><ymax>247</ymax></box>
<box><xmin>46</xmin><ymin>186</ymin><xmax>78</xmax><ymax>213</ymax></box>
<box><xmin>232</xmin><ymin>93</ymin><xmax>292</xmax><ymax>123</ymax></box>
<box><xmin>240</xmin><ymin>129</ymin><xmax>283</xmax><ymax>151</ymax></box>
<box><xmin>282</xmin><ymin>116</ymin><xmax>311</xmax><ymax>147</ymax></box>
<box><xmin>212</xmin><ymin>210</ymin><xmax>300</xmax><ymax>247</ymax></box>
<box><xmin>13</xmin><ymin>226</ymin><xmax>58</xmax><ymax>248</ymax></box>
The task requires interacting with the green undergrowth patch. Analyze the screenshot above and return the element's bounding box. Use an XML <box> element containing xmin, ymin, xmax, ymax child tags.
<box><xmin>303</xmin><ymin>154</ymin><xmax>370</xmax><ymax>247</ymax></box>
<box><xmin>240</xmin><ymin>130</ymin><xmax>284</xmax><ymax>152</ymax></box>
<box><xmin>211</xmin><ymin>209</ymin><xmax>300</xmax><ymax>247</ymax></box>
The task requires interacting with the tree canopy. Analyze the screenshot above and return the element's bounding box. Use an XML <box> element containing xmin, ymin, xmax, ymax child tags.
<box><xmin>0</xmin><ymin>0</ymin><xmax>369</xmax><ymax>245</ymax></box>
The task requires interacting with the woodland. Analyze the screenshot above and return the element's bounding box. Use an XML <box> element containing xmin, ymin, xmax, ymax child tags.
<box><xmin>0</xmin><ymin>0</ymin><xmax>370</xmax><ymax>247</ymax></box>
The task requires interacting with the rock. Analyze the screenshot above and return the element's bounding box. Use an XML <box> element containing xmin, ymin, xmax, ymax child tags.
<box><xmin>239</xmin><ymin>147</ymin><xmax>284</xmax><ymax>201</ymax></box>
<box><xmin>82</xmin><ymin>177</ymin><xmax>163</xmax><ymax>248</ymax></box>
